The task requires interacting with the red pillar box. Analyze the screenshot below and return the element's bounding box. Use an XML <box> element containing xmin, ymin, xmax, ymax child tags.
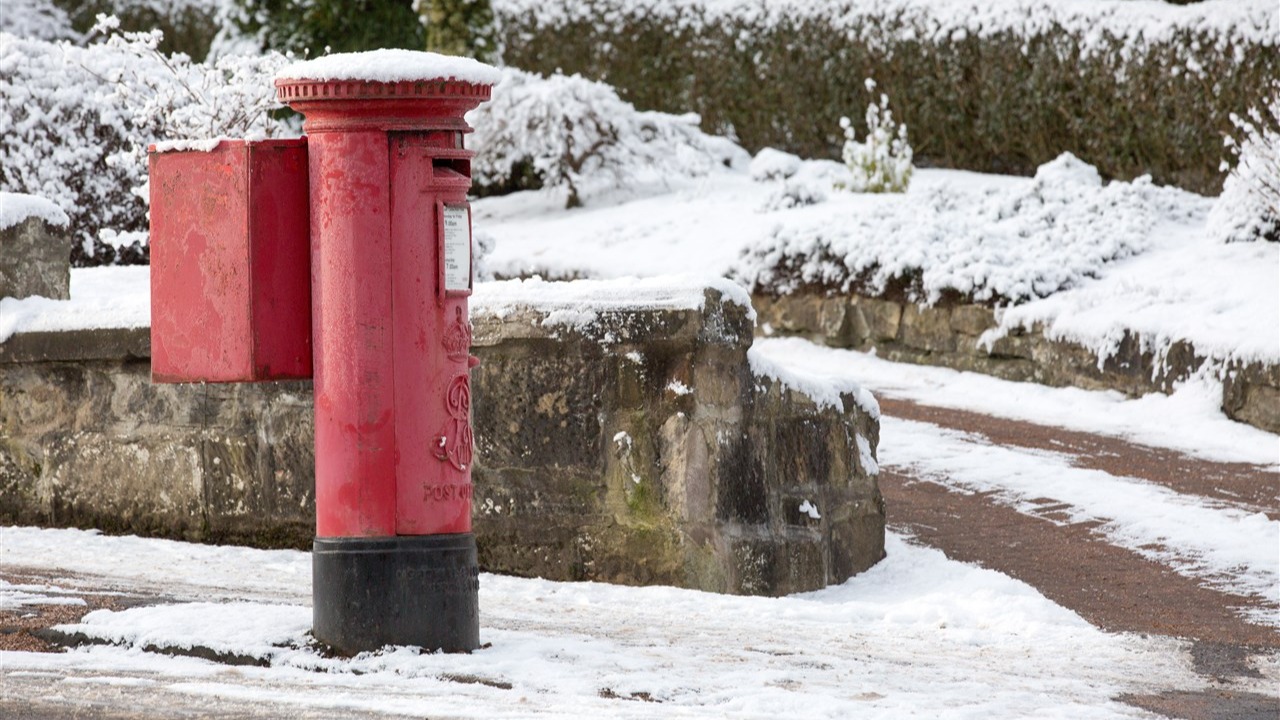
<box><xmin>149</xmin><ymin>139</ymin><xmax>312</xmax><ymax>383</ymax></box>
<box><xmin>275</xmin><ymin>50</ymin><xmax>498</xmax><ymax>654</ymax></box>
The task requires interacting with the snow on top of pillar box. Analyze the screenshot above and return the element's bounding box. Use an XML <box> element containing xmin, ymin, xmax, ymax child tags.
<box><xmin>1</xmin><ymin>192</ymin><xmax>69</xmax><ymax>231</ymax></box>
<box><xmin>274</xmin><ymin>49</ymin><xmax>501</xmax><ymax>86</ymax></box>
<box><xmin>473</xmin><ymin>275</ymin><xmax>755</xmax><ymax>328</ymax></box>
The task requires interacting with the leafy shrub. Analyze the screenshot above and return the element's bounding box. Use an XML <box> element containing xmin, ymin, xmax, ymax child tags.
<box><xmin>1</xmin><ymin>0</ymin><xmax>79</xmax><ymax>41</ymax></box>
<box><xmin>0</xmin><ymin>17</ymin><xmax>291</xmax><ymax>265</ymax></box>
<box><xmin>492</xmin><ymin>0</ymin><xmax>1277</xmax><ymax>194</ymax></box>
<box><xmin>467</xmin><ymin>68</ymin><xmax>748</xmax><ymax>208</ymax></box>
<box><xmin>418</xmin><ymin>0</ymin><xmax>497</xmax><ymax>61</ymax></box>
<box><xmin>839</xmin><ymin>79</ymin><xmax>912</xmax><ymax>194</ymax></box>
<box><xmin>54</xmin><ymin>0</ymin><xmax>225</xmax><ymax>60</ymax></box>
<box><xmin>1209</xmin><ymin>85</ymin><xmax>1280</xmax><ymax>243</ymax></box>
<box><xmin>230</xmin><ymin>0</ymin><xmax>424</xmax><ymax>56</ymax></box>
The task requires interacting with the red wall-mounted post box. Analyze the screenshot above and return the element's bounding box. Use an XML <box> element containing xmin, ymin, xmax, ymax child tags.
<box><xmin>148</xmin><ymin>138</ymin><xmax>312</xmax><ymax>383</ymax></box>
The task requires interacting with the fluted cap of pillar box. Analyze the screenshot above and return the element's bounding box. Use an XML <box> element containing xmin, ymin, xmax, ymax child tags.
<box><xmin>275</xmin><ymin>49</ymin><xmax>501</xmax><ymax>86</ymax></box>
<box><xmin>275</xmin><ymin>50</ymin><xmax>498</xmax><ymax>132</ymax></box>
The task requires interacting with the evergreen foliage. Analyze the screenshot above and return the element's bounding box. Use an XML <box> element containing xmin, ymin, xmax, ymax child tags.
<box><xmin>417</xmin><ymin>0</ymin><xmax>497</xmax><ymax>61</ymax></box>
<box><xmin>231</xmin><ymin>0</ymin><xmax>424</xmax><ymax>55</ymax></box>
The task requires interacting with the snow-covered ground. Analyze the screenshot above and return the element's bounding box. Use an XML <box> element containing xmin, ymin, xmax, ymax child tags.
<box><xmin>3</xmin><ymin>138</ymin><xmax>1278</xmax><ymax>716</ymax></box>
<box><xmin>0</xmin><ymin>526</ymin><xmax>1226</xmax><ymax>719</ymax></box>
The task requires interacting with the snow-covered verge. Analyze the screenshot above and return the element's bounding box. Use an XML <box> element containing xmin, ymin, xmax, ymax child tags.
<box><xmin>1</xmin><ymin>526</ymin><xmax>1215</xmax><ymax>718</ymax></box>
<box><xmin>476</xmin><ymin>153</ymin><xmax>1276</xmax><ymax>372</ymax></box>
<box><xmin>731</xmin><ymin>153</ymin><xmax>1209</xmax><ymax>306</ymax></box>
<box><xmin>989</xmin><ymin>233</ymin><xmax>1279</xmax><ymax>369</ymax></box>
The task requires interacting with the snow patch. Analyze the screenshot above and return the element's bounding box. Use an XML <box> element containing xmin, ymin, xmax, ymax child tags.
<box><xmin>1</xmin><ymin>526</ymin><xmax>1205</xmax><ymax>718</ymax></box>
<box><xmin>749</xmin><ymin>147</ymin><xmax>802</xmax><ymax>181</ymax></box>
<box><xmin>0</xmin><ymin>191</ymin><xmax>69</xmax><ymax>231</ymax></box>
<box><xmin>1</xmin><ymin>266</ymin><xmax>150</xmax><ymax>343</ymax></box>
<box><xmin>473</xmin><ymin>275</ymin><xmax>755</xmax><ymax>327</ymax></box>
<box><xmin>276</xmin><ymin>49</ymin><xmax>501</xmax><ymax>86</ymax></box>
<box><xmin>150</xmin><ymin>138</ymin><xmax>228</xmax><ymax>153</ymax></box>
<box><xmin>748</xmin><ymin>343</ymin><xmax>880</xmax><ymax>418</ymax></box>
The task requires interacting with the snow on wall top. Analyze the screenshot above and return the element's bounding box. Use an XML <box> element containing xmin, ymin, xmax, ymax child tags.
<box><xmin>275</xmin><ymin>50</ymin><xmax>502</xmax><ymax>86</ymax></box>
<box><xmin>0</xmin><ymin>191</ymin><xmax>69</xmax><ymax>231</ymax></box>
<box><xmin>473</xmin><ymin>275</ymin><xmax>755</xmax><ymax>330</ymax></box>
<box><xmin>748</xmin><ymin>342</ymin><xmax>880</xmax><ymax>420</ymax></box>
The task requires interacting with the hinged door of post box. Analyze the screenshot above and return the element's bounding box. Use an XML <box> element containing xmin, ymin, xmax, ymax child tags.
<box><xmin>149</xmin><ymin>139</ymin><xmax>312</xmax><ymax>383</ymax></box>
<box><xmin>389</xmin><ymin>131</ymin><xmax>476</xmax><ymax>536</ymax></box>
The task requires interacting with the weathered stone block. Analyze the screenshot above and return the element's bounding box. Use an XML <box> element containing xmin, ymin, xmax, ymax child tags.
<box><xmin>950</xmin><ymin>304</ymin><xmax>996</xmax><ymax>337</ymax></box>
<box><xmin>899</xmin><ymin>303</ymin><xmax>956</xmax><ymax>354</ymax></box>
<box><xmin>754</xmin><ymin>294</ymin><xmax>849</xmax><ymax>344</ymax></box>
<box><xmin>850</xmin><ymin>297</ymin><xmax>902</xmax><ymax>345</ymax></box>
<box><xmin>1223</xmin><ymin>362</ymin><xmax>1280</xmax><ymax>434</ymax></box>
<box><xmin>0</xmin><ymin>211</ymin><xmax>70</xmax><ymax>301</ymax></box>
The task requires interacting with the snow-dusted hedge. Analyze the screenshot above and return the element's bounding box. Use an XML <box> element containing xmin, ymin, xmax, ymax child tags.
<box><xmin>0</xmin><ymin>19</ymin><xmax>290</xmax><ymax>265</ymax></box>
<box><xmin>468</xmin><ymin>68</ymin><xmax>747</xmax><ymax>207</ymax></box>
<box><xmin>731</xmin><ymin>154</ymin><xmax>1211</xmax><ymax>306</ymax></box>
<box><xmin>493</xmin><ymin>0</ymin><xmax>1278</xmax><ymax>194</ymax></box>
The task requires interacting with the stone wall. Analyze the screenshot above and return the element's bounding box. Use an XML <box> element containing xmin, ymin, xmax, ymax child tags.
<box><xmin>0</xmin><ymin>287</ymin><xmax>884</xmax><ymax>596</ymax></box>
<box><xmin>753</xmin><ymin>293</ymin><xmax>1280</xmax><ymax>434</ymax></box>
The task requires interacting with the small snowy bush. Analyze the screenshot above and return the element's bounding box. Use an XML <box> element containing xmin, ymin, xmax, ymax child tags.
<box><xmin>1209</xmin><ymin>87</ymin><xmax>1279</xmax><ymax>244</ymax></box>
<box><xmin>839</xmin><ymin>79</ymin><xmax>912</xmax><ymax>194</ymax></box>
<box><xmin>749</xmin><ymin>147</ymin><xmax>802</xmax><ymax>182</ymax></box>
<box><xmin>759</xmin><ymin>181</ymin><xmax>827</xmax><ymax>213</ymax></box>
<box><xmin>0</xmin><ymin>16</ymin><xmax>291</xmax><ymax>265</ymax></box>
<box><xmin>733</xmin><ymin>153</ymin><xmax>1209</xmax><ymax>305</ymax></box>
<box><xmin>467</xmin><ymin>68</ymin><xmax>747</xmax><ymax>208</ymax></box>
<box><xmin>0</xmin><ymin>0</ymin><xmax>78</xmax><ymax>41</ymax></box>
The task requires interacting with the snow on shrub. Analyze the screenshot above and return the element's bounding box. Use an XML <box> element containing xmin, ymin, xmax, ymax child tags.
<box><xmin>749</xmin><ymin>147</ymin><xmax>802</xmax><ymax>182</ymax></box>
<box><xmin>1209</xmin><ymin>86</ymin><xmax>1279</xmax><ymax>244</ymax></box>
<box><xmin>0</xmin><ymin>0</ymin><xmax>78</xmax><ymax>41</ymax></box>
<box><xmin>839</xmin><ymin>78</ymin><xmax>912</xmax><ymax>194</ymax></box>
<box><xmin>759</xmin><ymin>181</ymin><xmax>827</xmax><ymax>213</ymax></box>
<box><xmin>467</xmin><ymin>67</ymin><xmax>748</xmax><ymax>208</ymax></box>
<box><xmin>0</xmin><ymin>16</ymin><xmax>290</xmax><ymax>265</ymax></box>
<box><xmin>732</xmin><ymin>153</ymin><xmax>1209</xmax><ymax>305</ymax></box>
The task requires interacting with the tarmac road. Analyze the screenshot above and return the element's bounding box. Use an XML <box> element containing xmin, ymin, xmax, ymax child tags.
<box><xmin>878</xmin><ymin>397</ymin><xmax>1279</xmax><ymax>720</ymax></box>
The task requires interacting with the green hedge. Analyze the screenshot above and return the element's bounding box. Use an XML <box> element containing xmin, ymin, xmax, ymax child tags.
<box><xmin>494</xmin><ymin>0</ymin><xmax>1277</xmax><ymax>194</ymax></box>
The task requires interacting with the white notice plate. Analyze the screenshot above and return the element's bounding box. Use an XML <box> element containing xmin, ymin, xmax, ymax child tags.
<box><xmin>442</xmin><ymin>204</ymin><xmax>471</xmax><ymax>292</ymax></box>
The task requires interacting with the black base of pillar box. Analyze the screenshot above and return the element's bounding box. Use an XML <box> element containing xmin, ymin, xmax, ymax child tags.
<box><xmin>312</xmin><ymin>533</ymin><xmax>479</xmax><ymax>654</ymax></box>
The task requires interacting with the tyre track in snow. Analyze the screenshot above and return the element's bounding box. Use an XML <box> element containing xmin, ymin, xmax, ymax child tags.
<box><xmin>877</xmin><ymin>398</ymin><xmax>1278</xmax><ymax>518</ymax></box>
<box><xmin>876</xmin><ymin>397</ymin><xmax>1279</xmax><ymax>719</ymax></box>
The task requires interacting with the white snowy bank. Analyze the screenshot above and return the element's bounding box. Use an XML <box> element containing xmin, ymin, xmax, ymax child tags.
<box><xmin>1</xmin><ymin>526</ymin><xmax>1223</xmax><ymax>719</ymax></box>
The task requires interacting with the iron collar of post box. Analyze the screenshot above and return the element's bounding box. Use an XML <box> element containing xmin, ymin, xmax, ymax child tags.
<box><xmin>275</xmin><ymin>79</ymin><xmax>493</xmax><ymax>133</ymax></box>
